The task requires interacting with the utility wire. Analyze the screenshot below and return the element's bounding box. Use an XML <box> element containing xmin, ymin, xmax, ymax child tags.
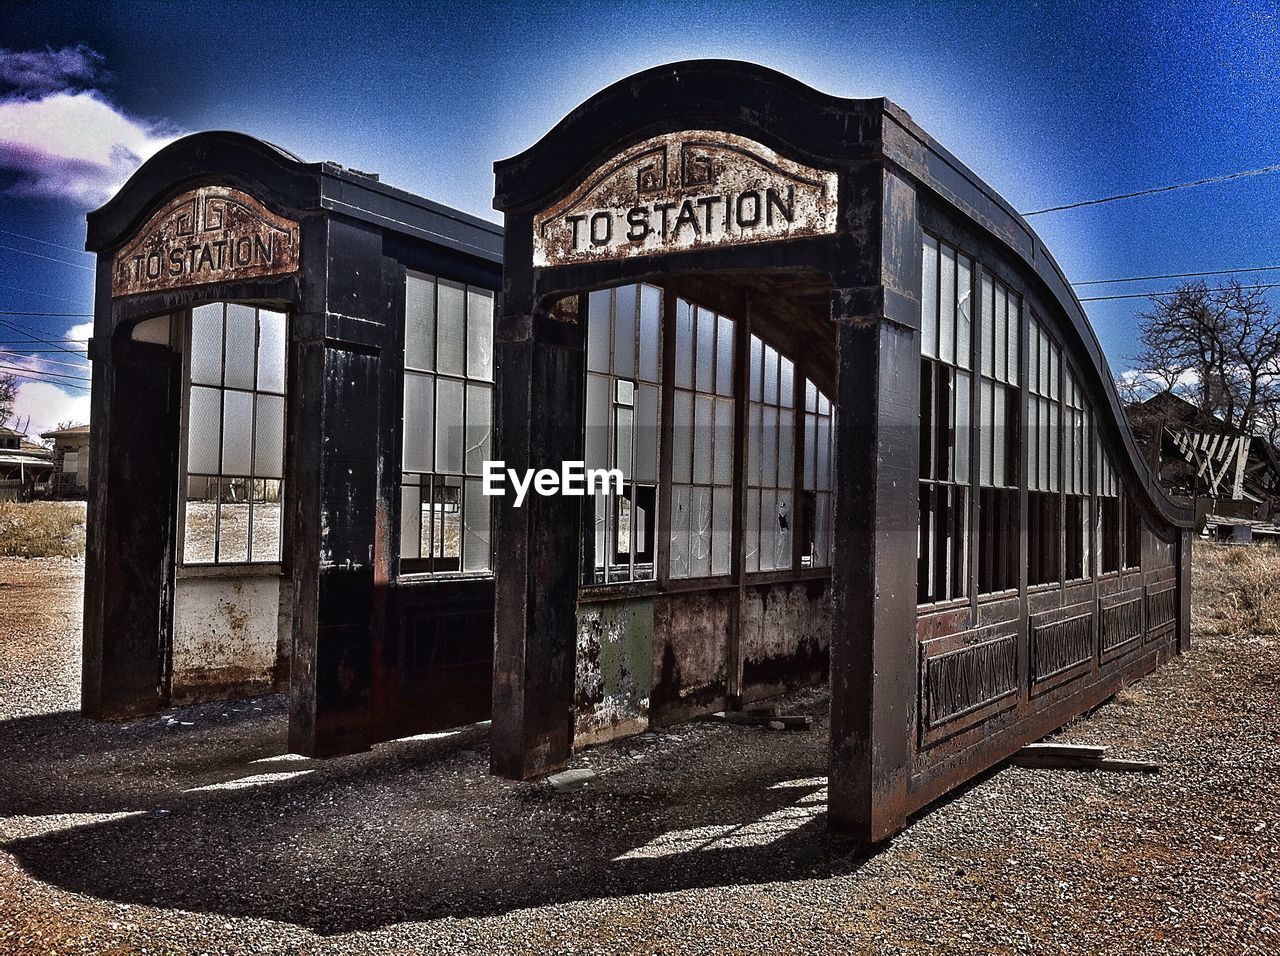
<box><xmin>0</xmin><ymin>361</ymin><xmax>92</xmax><ymax>383</ymax></box>
<box><xmin>0</xmin><ymin>228</ymin><xmax>92</xmax><ymax>257</ymax></box>
<box><xmin>0</xmin><ymin>319</ymin><xmax>88</xmax><ymax>357</ymax></box>
<box><xmin>1079</xmin><ymin>282</ymin><xmax>1280</xmax><ymax>302</ymax></box>
<box><xmin>0</xmin><ymin>243</ymin><xmax>96</xmax><ymax>273</ymax></box>
<box><xmin>0</xmin><ymin>310</ymin><xmax>93</xmax><ymax>317</ymax></box>
<box><xmin>1073</xmin><ymin>264</ymin><xmax>1280</xmax><ymax>287</ymax></box>
<box><xmin>0</xmin><ymin>366</ymin><xmax>90</xmax><ymax>392</ymax></box>
<box><xmin>1022</xmin><ymin>162</ymin><xmax>1280</xmax><ymax>216</ymax></box>
<box><xmin>0</xmin><ymin>349</ymin><xmax>90</xmax><ymax>371</ymax></box>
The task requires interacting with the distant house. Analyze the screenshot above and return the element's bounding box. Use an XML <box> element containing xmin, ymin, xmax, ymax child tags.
<box><xmin>1125</xmin><ymin>391</ymin><xmax>1280</xmax><ymax>531</ymax></box>
<box><xmin>0</xmin><ymin>425</ymin><xmax>55</xmax><ymax>501</ymax></box>
<box><xmin>40</xmin><ymin>424</ymin><xmax>91</xmax><ymax>500</ymax></box>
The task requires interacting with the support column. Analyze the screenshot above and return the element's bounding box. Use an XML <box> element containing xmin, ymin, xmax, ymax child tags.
<box><xmin>490</xmin><ymin>292</ymin><xmax>584</xmax><ymax>780</ymax></box>
<box><xmin>288</xmin><ymin>215</ymin><xmax>389</xmax><ymax>758</ymax></box>
<box><xmin>827</xmin><ymin>166</ymin><xmax>921</xmax><ymax>841</ymax></box>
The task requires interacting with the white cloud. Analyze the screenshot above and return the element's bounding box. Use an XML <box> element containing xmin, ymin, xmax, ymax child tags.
<box><xmin>9</xmin><ymin>380</ymin><xmax>90</xmax><ymax>439</ymax></box>
<box><xmin>0</xmin><ymin>46</ymin><xmax>181</xmax><ymax>203</ymax></box>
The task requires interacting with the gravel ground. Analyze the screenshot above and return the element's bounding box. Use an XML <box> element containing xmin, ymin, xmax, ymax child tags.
<box><xmin>0</xmin><ymin>554</ymin><xmax>1277</xmax><ymax>954</ymax></box>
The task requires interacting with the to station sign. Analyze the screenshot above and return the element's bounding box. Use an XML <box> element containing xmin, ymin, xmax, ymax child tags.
<box><xmin>112</xmin><ymin>186</ymin><xmax>300</xmax><ymax>297</ymax></box>
<box><xmin>532</xmin><ymin>129</ymin><xmax>839</xmax><ymax>268</ymax></box>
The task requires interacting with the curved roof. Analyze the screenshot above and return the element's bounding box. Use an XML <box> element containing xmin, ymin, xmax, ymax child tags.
<box><xmin>496</xmin><ymin>59</ymin><xmax>1191</xmax><ymax>529</ymax></box>
<box><xmin>87</xmin><ymin>131</ymin><xmax>502</xmax><ymax>263</ymax></box>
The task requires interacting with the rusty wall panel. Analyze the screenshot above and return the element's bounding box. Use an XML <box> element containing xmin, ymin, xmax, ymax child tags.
<box><xmin>574</xmin><ymin>597</ymin><xmax>653</xmax><ymax>748</ymax></box>
<box><xmin>650</xmin><ymin>589</ymin><xmax>732</xmax><ymax>727</ymax></box>
<box><xmin>739</xmin><ymin>578</ymin><xmax>830</xmax><ymax>703</ymax></box>
<box><xmin>171</xmin><ymin>573</ymin><xmax>285</xmax><ymax>704</ymax></box>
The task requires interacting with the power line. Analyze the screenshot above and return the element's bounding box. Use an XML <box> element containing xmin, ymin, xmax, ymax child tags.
<box><xmin>0</xmin><ymin>366</ymin><xmax>91</xmax><ymax>392</ymax></box>
<box><xmin>1022</xmin><ymin>162</ymin><xmax>1280</xmax><ymax>216</ymax></box>
<box><xmin>0</xmin><ymin>228</ymin><xmax>92</xmax><ymax>258</ymax></box>
<box><xmin>0</xmin><ymin>243</ymin><xmax>96</xmax><ymax>273</ymax></box>
<box><xmin>0</xmin><ymin>319</ymin><xmax>88</xmax><ymax>358</ymax></box>
<box><xmin>1073</xmin><ymin>264</ymin><xmax>1280</xmax><ymax>287</ymax></box>
<box><xmin>0</xmin><ymin>349</ymin><xmax>90</xmax><ymax>372</ymax></box>
<box><xmin>1078</xmin><ymin>282</ymin><xmax>1280</xmax><ymax>302</ymax></box>
<box><xmin>0</xmin><ymin>361</ymin><xmax>92</xmax><ymax>383</ymax></box>
<box><xmin>0</xmin><ymin>310</ymin><xmax>93</xmax><ymax>317</ymax></box>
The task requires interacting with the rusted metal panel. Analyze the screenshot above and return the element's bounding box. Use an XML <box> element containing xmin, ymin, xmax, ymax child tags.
<box><xmin>739</xmin><ymin>579</ymin><xmax>830</xmax><ymax>702</ymax></box>
<box><xmin>170</xmin><ymin>573</ymin><xmax>284</xmax><ymax>703</ymax></box>
<box><xmin>921</xmin><ymin>630</ymin><xmax>1018</xmax><ymax>734</ymax></box>
<box><xmin>111</xmin><ymin>186</ymin><xmax>300</xmax><ymax>297</ymax></box>
<box><xmin>532</xmin><ymin>130</ymin><xmax>838</xmax><ymax>268</ymax></box>
<box><xmin>1030</xmin><ymin>605</ymin><xmax>1094</xmax><ymax>685</ymax></box>
<box><xmin>573</xmin><ymin>597</ymin><xmax>654</xmax><ymax>747</ymax></box>
<box><xmin>1100</xmin><ymin>589</ymin><xmax>1144</xmax><ymax>658</ymax></box>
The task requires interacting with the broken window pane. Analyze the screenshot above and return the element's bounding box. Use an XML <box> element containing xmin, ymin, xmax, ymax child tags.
<box><xmin>745</xmin><ymin>490</ymin><xmax>760</xmax><ymax>572</ymax></box>
<box><xmin>774</xmin><ymin>492</ymin><xmax>792</xmax><ymax>570</ymax></box>
<box><xmin>670</xmin><ymin>485</ymin><xmax>691</xmax><ymax>578</ymax></box>
<box><xmin>465</xmin><ymin>383</ymin><xmax>491</xmax><ymax>475</ymax></box>
<box><xmin>462</xmin><ymin>479</ymin><xmax>491</xmax><ymax>571</ymax></box>
<box><xmin>690</xmin><ymin>487</ymin><xmax>713</xmax><ymax>577</ymax></box>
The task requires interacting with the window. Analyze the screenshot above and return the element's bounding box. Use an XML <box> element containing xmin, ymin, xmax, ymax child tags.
<box><xmin>745</xmin><ymin>335</ymin><xmax>795</xmax><ymax>572</ymax></box>
<box><xmin>1124</xmin><ymin>494</ymin><xmax>1142</xmax><ymax>569</ymax></box>
<box><xmin>585</xmin><ymin>284</ymin><xmax>661</xmax><ymax>584</ymax></box>
<box><xmin>182</xmin><ymin>303</ymin><xmax>286</xmax><ymax>565</ymax></box>
<box><xmin>918</xmin><ymin>234</ymin><xmax>972</xmax><ymax>604</ymax></box>
<box><xmin>670</xmin><ymin>298</ymin><xmax>734</xmax><ymax>579</ymax></box>
<box><xmin>400</xmin><ymin>273</ymin><xmax>494</xmax><ymax>574</ymax></box>
<box><xmin>801</xmin><ymin>381</ymin><xmax>835</xmax><ymax>568</ymax></box>
<box><xmin>1026</xmin><ymin>317</ymin><xmax>1061</xmax><ymax>586</ymax></box>
<box><xmin>977</xmin><ymin>272</ymin><xmax>1020</xmax><ymax>593</ymax></box>
<box><xmin>63</xmin><ymin>450</ymin><xmax>79</xmax><ymax>474</ymax></box>
<box><xmin>1063</xmin><ymin>366</ymin><xmax>1092</xmax><ymax>581</ymax></box>
<box><xmin>1097</xmin><ymin>435</ymin><xmax>1120</xmax><ymax>573</ymax></box>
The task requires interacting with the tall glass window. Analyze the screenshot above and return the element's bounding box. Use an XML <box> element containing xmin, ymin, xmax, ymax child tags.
<box><xmin>400</xmin><ymin>272</ymin><xmax>494</xmax><ymax>574</ymax></box>
<box><xmin>1063</xmin><ymin>365</ymin><xmax>1092</xmax><ymax>580</ymax></box>
<box><xmin>1097</xmin><ymin>438</ymin><xmax>1121</xmax><ymax>573</ymax></box>
<box><xmin>918</xmin><ymin>234</ymin><xmax>972</xmax><ymax>604</ymax></box>
<box><xmin>182</xmin><ymin>303</ymin><xmax>287</xmax><ymax>565</ymax></box>
<box><xmin>745</xmin><ymin>335</ymin><xmax>795</xmax><ymax>572</ymax></box>
<box><xmin>977</xmin><ymin>273</ymin><xmax>1020</xmax><ymax>593</ymax></box>
<box><xmin>801</xmin><ymin>381</ymin><xmax>835</xmax><ymax>568</ymax></box>
<box><xmin>1027</xmin><ymin>316</ymin><xmax>1061</xmax><ymax>586</ymax></box>
<box><xmin>670</xmin><ymin>298</ymin><xmax>734</xmax><ymax>579</ymax></box>
<box><xmin>584</xmin><ymin>284</ymin><xmax>662</xmax><ymax>584</ymax></box>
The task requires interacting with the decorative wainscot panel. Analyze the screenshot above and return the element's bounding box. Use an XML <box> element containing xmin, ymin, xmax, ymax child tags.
<box><xmin>1146</xmin><ymin>582</ymin><xmax>1177</xmax><ymax>644</ymax></box>
<box><xmin>1100</xmin><ymin>589</ymin><xmax>1145</xmax><ymax>663</ymax></box>
<box><xmin>1030</xmin><ymin>602</ymin><xmax>1095</xmax><ymax>694</ymax></box>
<box><xmin>919</xmin><ymin>627</ymin><xmax>1019</xmax><ymax>745</ymax></box>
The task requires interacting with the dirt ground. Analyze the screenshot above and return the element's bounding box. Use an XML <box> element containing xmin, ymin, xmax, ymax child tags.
<box><xmin>0</xmin><ymin>549</ymin><xmax>1277</xmax><ymax>954</ymax></box>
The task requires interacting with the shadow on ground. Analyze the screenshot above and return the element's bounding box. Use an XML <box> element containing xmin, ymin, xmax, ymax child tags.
<box><xmin>0</xmin><ymin>691</ymin><xmax>889</xmax><ymax>935</ymax></box>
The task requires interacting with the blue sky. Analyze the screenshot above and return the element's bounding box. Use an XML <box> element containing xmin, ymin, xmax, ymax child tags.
<box><xmin>0</xmin><ymin>0</ymin><xmax>1276</xmax><ymax>434</ymax></box>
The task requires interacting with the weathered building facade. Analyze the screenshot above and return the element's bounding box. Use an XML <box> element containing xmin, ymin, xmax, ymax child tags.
<box><xmin>82</xmin><ymin>61</ymin><xmax>1193</xmax><ymax>845</ymax></box>
<box><xmin>488</xmin><ymin>61</ymin><xmax>1193</xmax><ymax>841</ymax></box>
<box><xmin>82</xmin><ymin>133</ymin><xmax>501</xmax><ymax>755</ymax></box>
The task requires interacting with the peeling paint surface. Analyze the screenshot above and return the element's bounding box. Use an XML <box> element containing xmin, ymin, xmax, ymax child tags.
<box><xmin>171</xmin><ymin>573</ymin><xmax>288</xmax><ymax>703</ymax></box>
<box><xmin>741</xmin><ymin>580</ymin><xmax>831</xmax><ymax>702</ymax></box>
<box><xmin>574</xmin><ymin>598</ymin><xmax>653</xmax><ymax>748</ymax></box>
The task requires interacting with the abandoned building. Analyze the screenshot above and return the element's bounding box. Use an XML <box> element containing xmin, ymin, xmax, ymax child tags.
<box><xmin>40</xmin><ymin>424</ymin><xmax>91</xmax><ymax>499</ymax></box>
<box><xmin>82</xmin><ymin>60</ymin><xmax>1193</xmax><ymax>843</ymax></box>
<box><xmin>0</xmin><ymin>425</ymin><xmax>53</xmax><ymax>500</ymax></box>
<box><xmin>1126</xmin><ymin>390</ymin><xmax>1280</xmax><ymax>539</ymax></box>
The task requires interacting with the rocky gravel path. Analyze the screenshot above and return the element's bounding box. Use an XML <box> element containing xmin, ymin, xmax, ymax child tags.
<box><xmin>0</xmin><ymin>556</ymin><xmax>1276</xmax><ymax>954</ymax></box>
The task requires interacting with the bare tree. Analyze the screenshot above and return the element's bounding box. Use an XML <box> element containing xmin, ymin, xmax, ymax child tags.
<box><xmin>0</xmin><ymin>370</ymin><xmax>16</xmax><ymax>427</ymax></box>
<box><xmin>1128</xmin><ymin>280</ymin><xmax>1280</xmax><ymax>434</ymax></box>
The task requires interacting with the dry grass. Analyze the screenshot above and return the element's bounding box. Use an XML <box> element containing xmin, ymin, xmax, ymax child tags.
<box><xmin>1191</xmin><ymin>539</ymin><xmax>1280</xmax><ymax>637</ymax></box>
<box><xmin>0</xmin><ymin>501</ymin><xmax>86</xmax><ymax>559</ymax></box>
